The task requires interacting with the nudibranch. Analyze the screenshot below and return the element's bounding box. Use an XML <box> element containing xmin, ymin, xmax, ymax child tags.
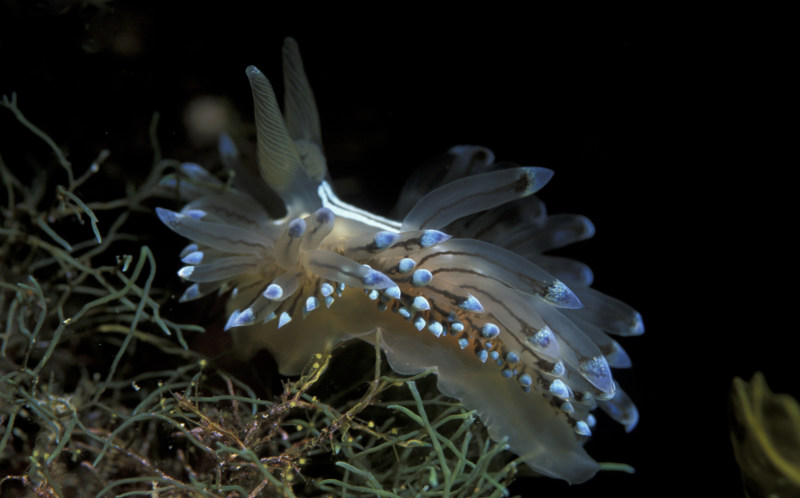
<box><xmin>157</xmin><ymin>38</ymin><xmax>643</xmax><ymax>484</ymax></box>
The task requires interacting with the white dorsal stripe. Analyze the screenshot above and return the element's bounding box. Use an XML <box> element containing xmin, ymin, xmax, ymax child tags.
<box><xmin>318</xmin><ymin>181</ymin><xmax>402</xmax><ymax>232</ymax></box>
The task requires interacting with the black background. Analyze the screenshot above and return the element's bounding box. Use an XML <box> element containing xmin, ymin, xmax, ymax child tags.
<box><xmin>1</xmin><ymin>2</ymin><xmax>793</xmax><ymax>496</ymax></box>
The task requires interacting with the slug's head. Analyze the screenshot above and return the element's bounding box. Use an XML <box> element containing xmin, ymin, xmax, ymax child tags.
<box><xmin>241</xmin><ymin>38</ymin><xmax>327</xmax><ymax>217</ymax></box>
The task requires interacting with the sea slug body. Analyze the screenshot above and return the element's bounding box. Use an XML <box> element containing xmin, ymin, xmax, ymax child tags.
<box><xmin>157</xmin><ymin>37</ymin><xmax>643</xmax><ymax>484</ymax></box>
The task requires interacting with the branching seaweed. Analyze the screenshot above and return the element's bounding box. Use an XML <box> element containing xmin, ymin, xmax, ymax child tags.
<box><xmin>0</xmin><ymin>94</ymin><xmax>516</xmax><ymax>497</ymax></box>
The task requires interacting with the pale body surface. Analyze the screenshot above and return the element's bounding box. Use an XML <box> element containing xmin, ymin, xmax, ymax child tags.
<box><xmin>157</xmin><ymin>38</ymin><xmax>642</xmax><ymax>484</ymax></box>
